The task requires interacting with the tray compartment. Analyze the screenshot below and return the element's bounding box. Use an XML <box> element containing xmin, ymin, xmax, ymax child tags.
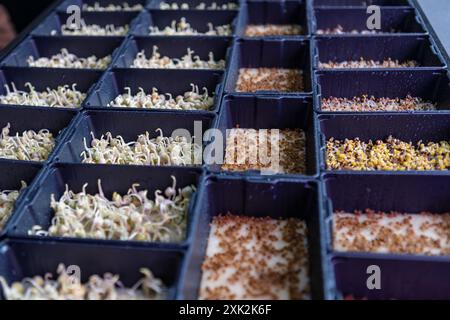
<box><xmin>179</xmin><ymin>175</ymin><xmax>330</xmax><ymax>300</ymax></box>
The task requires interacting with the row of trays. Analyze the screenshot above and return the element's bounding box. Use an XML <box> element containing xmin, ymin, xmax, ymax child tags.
<box><xmin>2</xmin><ymin>161</ymin><xmax>450</xmax><ymax>299</ymax></box>
<box><xmin>44</xmin><ymin>0</ymin><xmax>426</xmax><ymax>38</ymax></box>
<box><xmin>1</xmin><ymin>36</ymin><xmax>449</xmax><ymax>109</ymax></box>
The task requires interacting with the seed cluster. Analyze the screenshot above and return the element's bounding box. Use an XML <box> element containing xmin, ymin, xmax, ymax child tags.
<box><xmin>0</xmin><ymin>182</ymin><xmax>26</xmax><ymax>230</ymax></box>
<box><xmin>200</xmin><ymin>214</ymin><xmax>310</xmax><ymax>300</ymax></box>
<box><xmin>30</xmin><ymin>177</ymin><xmax>194</xmax><ymax>243</ymax></box>
<box><xmin>316</xmin><ymin>25</ymin><xmax>394</xmax><ymax>35</ymax></box>
<box><xmin>27</xmin><ymin>48</ymin><xmax>111</xmax><ymax>70</ymax></box>
<box><xmin>149</xmin><ymin>18</ymin><xmax>232</xmax><ymax>36</ymax></box>
<box><xmin>132</xmin><ymin>46</ymin><xmax>225</xmax><ymax>70</ymax></box>
<box><xmin>334</xmin><ymin>210</ymin><xmax>450</xmax><ymax>255</ymax></box>
<box><xmin>108</xmin><ymin>85</ymin><xmax>214</xmax><ymax>111</ymax></box>
<box><xmin>0</xmin><ymin>264</ymin><xmax>166</xmax><ymax>300</ymax></box>
<box><xmin>236</xmin><ymin>68</ymin><xmax>304</xmax><ymax>93</ymax></box>
<box><xmin>321</xmin><ymin>96</ymin><xmax>436</xmax><ymax>112</ymax></box>
<box><xmin>82</xmin><ymin>2</ymin><xmax>144</xmax><ymax>11</ymax></box>
<box><xmin>319</xmin><ymin>58</ymin><xmax>419</xmax><ymax>69</ymax></box>
<box><xmin>244</xmin><ymin>24</ymin><xmax>303</xmax><ymax>37</ymax></box>
<box><xmin>326</xmin><ymin>136</ymin><xmax>450</xmax><ymax>171</ymax></box>
<box><xmin>0</xmin><ymin>123</ymin><xmax>55</xmax><ymax>162</ymax></box>
<box><xmin>159</xmin><ymin>2</ymin><xmax>238</xmax><ymax>10</ymax></box>
<box><xmin>81</xmin><ymin>129</ymin><xmax>202</xmax><ymax>166</ymax></box>
<box><xmin>54</xmin><ymin>20</ymin><xmax>129</xmax><ymax>36</ymax></box>
<box><xmin>222</xmin><ymin>128</ymin><xmax>306</xmax><ymax>174</ymax></box>
<box><xmin>0</xmin><ymin>82</ymin><xmax>86</xmax><ymax>108</ymax></box>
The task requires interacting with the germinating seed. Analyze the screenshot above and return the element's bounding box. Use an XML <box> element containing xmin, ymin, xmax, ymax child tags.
<box><xmin>132</xmin><ymin>46</ymin><xmax>225</xmax><ymax>70</ymax></box>
<box><xmin>319</xmin><ymin>58</ymin><xmax>419</xmax><ymax>69</ymax></box>
<box><xmin>27</xmin><ymin>48</ymin><xmax>111</xmax><ymax>70</ymax></box>
<box><xmin>200</xmin><ymin>214</ymin><xmax>310</xmax><ymax>300</ymax></box>
<box><xmin>334</xmin><ymin>209</ymin><xmax>450</xmax><ymax>255</ymax></box>
<box><xmin>0</xmin><ymin>82</ymin><xmax>86</xmax><ymax>108</ymax></box>
<box><xmin>321</xmin><ymin>96</ymin><xmax>436</xmax><ymax>112</ymax></box>
<box><xmin>222</xmin><ymin>128</ymin><xmax>306</xmax><ymax>174</ymax></box>
<box><xmin>159</xmin><ymin>1</ymin><xmax>238</xmax><ymax>10</ymax></box>
<box><xmin>149</xmin><ymin>17</ymin><xmax>232</xmax><ymax>36</ymax></box>
<box><xmin>244</xmin><ymin>24</ymin><xmax>303</xmax><ymax>37</ymax></box>
<box><xmin>81</xmin><ymin>129</ymin><xmax>202</xmax><ymax>166</ymax></box>
<box><xmin>0</xmin><ymin>264</ymin><xmax>166</xmax><ymax>300</ymax></box>
<box><xmin>30</xmin><ymin>177</ymin><xmax>194</xmax><ymax>243</ymax></box>
<box><xmin>0</xmin><ymin>123</ymin><xmax>55</xmax><ymax>162</ymax></box>
<box><xmin>82</xmin><ymin>2</ymin><xmax>144</xmax><ymax>11</ymax></box>
<box><xmin>316</xmin><ymin>25</ymin><xmax>395</xmax><ymax>35</ymax></box>
<box><xmin>0</xmin><ymin>181</ymin><xmax>26</xmax><ymax>230</ymax></box>
<box><xmin>53</xmin><ymin>19</ymin><xmax>129</xmax><ymax>36</ymax></box>
<box><xmin>326</xmin><ymin>136</ymin><xmax>450</xmax><ymax>171</ymax></box>
<box><xmin>236</xmin><ymin>68</ymin><xmax>304</xmax><ymax>93</ymax></box>
<box><xmin>108</xmin><ymin>85</ymin><xmax>214</xmax><ymax>110</ymax></box>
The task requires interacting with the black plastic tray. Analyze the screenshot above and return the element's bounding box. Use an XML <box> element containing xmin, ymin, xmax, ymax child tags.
<box><xmin>313</xmin><ymin>35</ymin><xmax>445</xmax><ymax>70</ymax></box>
<box><xmin>52</xmin><ymin>109</ymin><xmax>214</xmax><ymax>164</ymax></box>
<box><xmin>0</xmin><ymin>238</ymin><xmax>185</xmax><ymax>300</ymax></box>
<box><xmin>312</xmin><ymin>7</ymin><xmax>426</xmax><ymax>35</ymax></box>
<box><xmin>179</xmin><ymin>174</ymin><xmax>332</xmax><ymax>300</ymax></box>
<box><xmin>209</xmin><ymin>94</ymin><xmax>319</xmax><ymax>177</ymax></box>
<box><xmin>322</xmin><ymin>173</ymin><xmax>450</xmax><ymax>299</ymax></box>
<box><xmin>132</xmin><ymin>10</ymin><xmax>238</xmax><ymax>36</ymax></box>
<box><xmin>32</xmin><ymin>11</ymin><xmax>139</xmax><ymax>36</ymax></box>
<box><xmin>112</xmin><ymin>36</ymin><xmax>231</xmax><ymax>69</ymax></box>
<box><xmin>235</xmin><ymin>0</ymin><xmax>309</xmax><ymax>38</ymax></box>
<box><xmin>9</xmin><ymin>163</ymin><xmax>204</xmax><ymax>249</ymax></box>
<box><xmin>0</xmin><ymin>67</ymin><xmax>102</xmax><ymax>109</ymax></box>
<box><xmin>1</xmin><ymin>36</ymin><xmax>125</xmax><ymax>68</ymax></box>
<box><xmin>0</xmin><ymin>161</ymin><xmax>43</xmax><ymax>239</ymax></box>
<box><xmin>224</xmin><ymin>38</ymin><xmax>312</xmax><ymax>95</ymax></box>
<box><xmin>314</xmin><ymin>70</ymin><xmax>450</xmax><ymax>112</ymax></box>
<box><xmin>84</xmin><ymin>68</ymin><xmax>224</xmax><ymax>113</ymax></box>
<box><xmin>0</xmin><ymin>105</ymin><xmax>78</xmax><ymax>163</ymax></box>
<box><xmin>317</xmin><ymin>113</ymin><xmax>450</xmax><ymax>172</ymax></box>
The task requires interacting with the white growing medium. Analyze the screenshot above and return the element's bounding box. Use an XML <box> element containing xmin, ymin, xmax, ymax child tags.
<box><xmin>200</xmin><ymin>214</ymin><xmax>310</xmax><ymax>300</ymax></box>
<box><xmin>333</xmin><ymin>211</ymin><xmax>450</xmax><ymax>255</ymax></box>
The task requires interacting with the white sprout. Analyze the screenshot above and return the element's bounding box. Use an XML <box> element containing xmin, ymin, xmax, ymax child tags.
<box><xmin>0</xmin><ymin>181</ymin><xmax>26</xmax><ymax>230</ymax></box>
<box><xmin>0</xmin><ymin>123</ymin><xmax>55</xmax><ymax>162</ymax></box>
<box><xmin>29</xmin><ymin>177</ymin><xmax>195</xmax><ymax>243</ymax></box>
<box><xmin>132</xmin><ymin>46</ymin><xmax>225</xmax><ymax>70</ymax></box>
<box><xmin>80</xmin><ymin>129</ymin><xmax>202</xmax><ymax>166</ymax></box>
<box><xmin>82</xmin><ymin>2</ymin><xmax>144</xmax><ymax>11</ymax></box>
<box><xmin>0</xmin><ymin>82</ymin><xmax>86</xmax><ymax>108</ymax></box>
<box><xmin>27</xmin><ymin>48</ymin><xmax>111</xmax><ymax>70</ymax></box>
<box><xmin>0</xmin><ymin>264</ymin><xmax>166</xmax><ymax>300</ymax></box>
<box><xmin>149</xmin><ymin>17</ymin><xmax>232</xmax><ymax>36</ymax></box>
<box><xmin>53</xmin><ymin>19</ymin><xmax>129</xmax><ymax>36</ymax></box>
<box><xmin>159</xmin><ymin>1</ymin><xmax>238</xmax><ymax>10</ymax></box>
<box><xmin>108</xmin><ymin>85</ymin><xmax>214</xmax><ymax>110</ymax></box>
